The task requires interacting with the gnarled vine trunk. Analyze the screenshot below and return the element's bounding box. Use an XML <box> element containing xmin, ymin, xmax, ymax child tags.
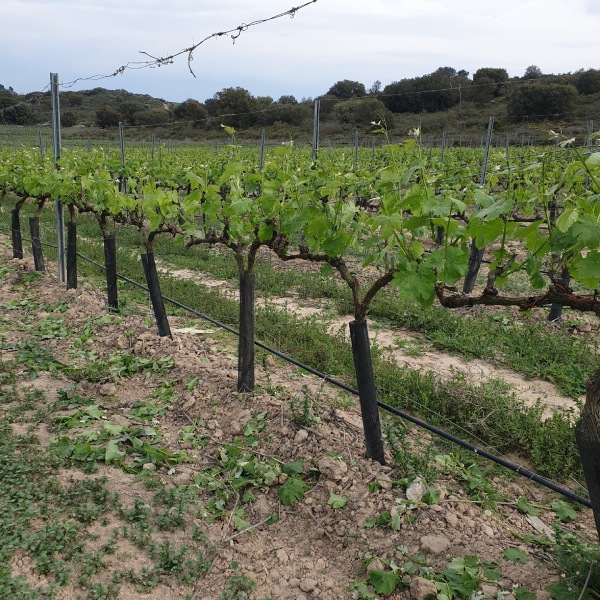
<box><xmin>237</xmin><ymin>271</ymin><xmax>255</xmax><ymax>393</ymax></box>
<box><xmin>349</xmin><ymin>319</ymin><xmax>385</xmax><ymax>465</ymax></box>
<box><xmin>575</xmin><ymin>370</ymin><xmax>600</xmax><ymax>539</ymax></box>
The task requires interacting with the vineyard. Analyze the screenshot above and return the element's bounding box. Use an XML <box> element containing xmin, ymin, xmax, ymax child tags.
<box><xmin>1</xmin><ymin>131</ymin><xmax>600</xmax><ymax>598</ymax></box>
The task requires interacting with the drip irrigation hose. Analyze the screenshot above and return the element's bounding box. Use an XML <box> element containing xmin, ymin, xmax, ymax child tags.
<box><xmin>2</xmin><ymin>229</ymin><xmax>592</xmax><ymax>508</ymax></box>
<box><xmin>74</xmin><ymin>248</ymin><xmax>593</xmax><ymax>508</ymax></box>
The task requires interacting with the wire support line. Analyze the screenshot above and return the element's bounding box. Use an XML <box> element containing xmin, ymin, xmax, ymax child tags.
<box><xmin>9</xmin><ymin>232</ymin><xmax>585</xmax><ymax>509</ymax></box>
<box><xmin>56</xmin><ymin>1</ymin><xmax>318</xmax><ymax>87</ymax></box>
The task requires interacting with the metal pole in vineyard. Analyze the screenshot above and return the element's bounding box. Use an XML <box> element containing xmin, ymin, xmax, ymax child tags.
<box><xmin>440</xmin><ymin>131</ymin><xmax>446</xmax><ymax>165</ymax></box>
<box><xmin>259</xmin><ymin>128</ymin><xmax>266</xmax><ymax>172</ymax></box>
<box><xmin>38</xmin><ymin>131</ymin><xmax>44</xmax><ymax>159</ymax></box>
<box><xmin>119</xmin><ymin>122</ymin><xmax>127</xmax><ymax>194</ymax></box>
<box><xmin>311</xmin><ymin>99</ymin><xmax>320</xmax><ymax>162</ymax></box>
<box><xmin>50</xmin><ymin>73</ymin><xmax>66</xmax><ymax>283</ymax></box>
<box><xmin>586</xmin><ymin>120</ymin><xmax>594</xmax><ymax>188</ymax></box>
<box><xmin>354</xmin><ymin>131</ymin><xmax>359</xmax><ymax>170</ymax></box>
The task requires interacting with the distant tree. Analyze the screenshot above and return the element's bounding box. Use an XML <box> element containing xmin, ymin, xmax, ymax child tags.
<box><xmin>469</xmin><ymin>67</ymin><xmax>509</xmax><ymax>105</ymax></box>
<box><xmin>62</xmin><ymin>92</ymin><xmax>84</xmax><ymax>107</ymax></box>
<box><xmin>206</xmin><ymin>87</ymin><xmax>258</xmax><ymax>128</ymax></box>
<box><xmin>473</xmin><ymin>68</ymin><xmax>508</xmax><ymax>94</ymax></box>
<box><xmin>331</xmin><ymin>97</ymin><xmax>393</xmax><ymax>127</ymax></box>
<box><xmin>0</xmin><ymin>97</ymin><xmax>30</xmax><ymax>125</ymax></box>
<box><xmin>134</xmin><ymin>109</ymin><xmax>171</xmax><ymax>126</ymax></box>
<box><xmin>508</xmin><ymin>82</ymin><xmax>577</xmax><ymax>119</ymax></box>
<box><xmin>262</xmin><ymin>102</ymin><xmax>310</xmax><ymax>127</ymax></box>
<box><xmin>315</xmin><ymin>94</ymin><xmax>341</xmax><ymax>118</ymax></box>
<box><xmin>381</xmin><ymin>78</ymin><xmax>420</xmax><ymax>113</ymax></box>
<box><xmin>61</xmin><ymin>110</ymin><xmax>77</xmax><ymax>127</ymax></box>
<box><xmin>119</xmin><ymin>101</ymin><xmax>145</xmax><ymax>125</ymax></box>
<box><xmin>174</xmin><ymin>99</ymin><xmax>208</xmax><ymax>126</ymax></box>
<box><xmin>457</xmin><ymin>69</ymin><xmax>469</xmax><ymax>78</ymax></box>
<box><xmin>255</xmin><ymin>96</ymin><xmax>273</xmax><ymax>112</ymax></box>
<box><xmin>433</xmin><ymin>66</ymin><xmax>458</xmax><ymax>78</ymax></box>
<box><xmin>576</xmin><ymin>69</ymin><xmax>600</xmax><ymax>95</ymax></box>
<box><xmin>467</xmin><ymin>78</ymin><xmax>494</xmax><ymax>105</ymax></box>
<box><xmin>0</xmin><ymin>91</ymin><xmax>16</xmax><ymax>110</ymax></box>
<box><xmin>96</xmin><ymin>107</ymin><xmax>121</xmax><ymax>128</ymax></box>
<box><xmin>276</xmin><ymin>95</ymin><xmax>298</xmax><ymax>104</ymax></box>
<box><xmin>368</xmin><ymin>80</ymin><xmax>382</xmax><ymax>95</ymax></box>
<box><xmin>382</xmin><ymin>68</ymin><xmax>467</xmax><ymax>113</ymax></box>
<box><xmin>84</xmin><ymin>88</ymin><xmax>108</xmax><ymax>96</ymax></box>
<box><xmin>524</xmin><ymin>65</ymin><xmax>543</xmax><ymax>79</ymax></box>
<box><xmin>327</xmin><ymin>80</ymin><xmax>366</xmax><ymax>99</ymax></box>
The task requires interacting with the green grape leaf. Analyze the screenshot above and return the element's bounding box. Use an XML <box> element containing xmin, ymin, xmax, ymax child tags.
<box><xmin>322</xmin><ymin>233</ymin><xmax>350</xmax><ymax>257</ymax></box>
<box><xmin>571</xmin><ymin>217</ymin><xmax>600</xmax><ymax>248</ymax></box>
<box><xmin>517</xmin><ymin>496</ymin><xmax>540</xmax><ymax>516</ymax></box>
<box><xmin>468</xmin><ymin>218</ymin><xmax>506</xmax><ymax>248</ymax></box>
<box><xmin>368</xmin><ymin>570</ymin><xmax>399</xmax><ymax>595</ymax></box>
<box><xmin>283</xmin><ymin>460</ymin><xmax>304</xmax><ymax>476</ymax></box>
<box><xmin>105</xmin><ymin>439</ymin><xmax>126</xmax><ymax>464</ymax></box>
<box><xmin>278</xmin><ymin>477</ymin><xmax>308</xmax><ymax>506</ymax></box>
<box><xmin>103</xmin><ymin>422</ymin><xmax>125</xmax><ymax>436</ymax></box>
<box><xmin>586</xmin><ymin>152</ymin><xmax>600</xmax><ymax>168</ymax></box>
<box><xmin>503</xmin><ymin>547</ymin><xmax>529</xmax><ymax>564</ymax></box>
<box><xmin>514</xmin><ymin>588</ymin><xmax>536</xmax><ymax>600</ymax></box>
<box><xmin>570</xmin><ymin>251</ymin><xmax>600</xmax><ymax>288</ymax></box>
<box><xmin>327</xmin><ymin>494</ymin><xmax>348</xmax><ymax>509</ymax></box>
<box><xmin>393</xmin><ymin>264</ymin><xmax>437</xmax><ymax>308</ymax></box>
<box><xmin>555</xmin><ymin>206</ymin><xmax>580</xmax><ymax>233</ymax></box>
<box><xmin>258</xmin><ymin>224</ymin><xmax>274</xmax><ymax>242</ymax></box>
<box><xmin>551</xmin><ymin>500</ymin><xmax>577</xmax><ymax>522</ymax></box>
<box><xmin>472</xmin><ymin>196</ymin><xmax>513</xmax><ymax>220</ymax></box>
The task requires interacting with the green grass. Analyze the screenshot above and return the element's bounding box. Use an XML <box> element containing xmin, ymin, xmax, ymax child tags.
<box><xmin>3</xmin><ymin>226</ymin><xmax>598</xmax><ymax>600</ymax></box>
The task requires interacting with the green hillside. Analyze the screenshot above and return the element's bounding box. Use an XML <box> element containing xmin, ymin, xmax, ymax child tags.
<box><xmin>1</xmin><ymin>66</ymin><xmax>599</xmax><ymax>144</ymax></box>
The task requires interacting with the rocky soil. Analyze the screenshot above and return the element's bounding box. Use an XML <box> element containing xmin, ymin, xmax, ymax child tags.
<box><xmin>0</xmin><ymin>242</ymin><xmax>597</xmax><ymax>599</ymax></box>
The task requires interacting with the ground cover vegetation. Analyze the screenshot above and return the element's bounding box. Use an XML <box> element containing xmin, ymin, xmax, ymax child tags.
<box><xmin>1</xmin><ymin>131</ymin><xmax>599</xmax><ymax>468</ymax></box>
<box><xmin>0</xmin><ymin>233</ymin><xmax>599</xmax><ymax>599</ymax></box>
<box><xmin>1</xmin><ymin>64</ymin><xmax>599</xmax><ymax>143</ymax></box>
<box><xmin>1</xmin><ymin>129</ymin><xmax>600</xmax><ymax>596</ymax></box>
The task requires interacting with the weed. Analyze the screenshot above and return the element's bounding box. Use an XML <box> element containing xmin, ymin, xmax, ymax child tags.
<box><xmin>220</xmin><ymin>572</ymin><xmax>257</xmax><ymax>600</ymax></box>
<box><xmin>289</xmin><ymin>393</ymin><xmax>321</xmax><ymax>428</ymax></box>
<box><xmin>553</xmin><ymin>529</ymin><xmax>600</xmax><ymax>594</ymax></box>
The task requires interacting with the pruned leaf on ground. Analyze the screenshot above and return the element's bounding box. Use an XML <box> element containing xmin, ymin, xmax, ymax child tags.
<box><xmin>503</xmin><ymin>547</ymin><xmax>529</xmax><ymax>564</ymax></box>
<box><xmin>515</xmin><ymin>587</ymin><xmax>537</xmax><ymax>600</ymax></box>
<box><xmin>517</xmin><ymin>496</ymin><xmax>540</xmax><ymax>516</ymax></box>
<box><xmin>551</xmin><ymin>500</ymin><xmax>577</xmax><ymax>522</ymax></box>
<box><xmin>278</xmin><ymin>477</ymin><xmax>308</xmax><ymax>506</ymax></box>
<box><xmin>368</xmin><ymin>569</ymin><xmax>398</xmax><ymax>595</ymax></box>
<box><xmin>327</xmin><ymin>493</ymin><xmax>347</xmax><ymax>509</ymax></box>
<box><xmin>282</xmin><ymin>460</ymin><xmax>304</xmax><ymax>476</ymax></box>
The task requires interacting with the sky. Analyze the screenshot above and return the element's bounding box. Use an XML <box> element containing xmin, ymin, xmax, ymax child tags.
<box><xmin>2</xmin><ymin>0</ymin><xmax>600</xmax><ymax>103</ymax></box>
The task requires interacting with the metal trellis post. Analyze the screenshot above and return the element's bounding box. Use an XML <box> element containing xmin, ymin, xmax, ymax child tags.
<box><xmin>51</xmin><ymin>73</ymin><xmax>66</xmax><ymax>283</ymax></box>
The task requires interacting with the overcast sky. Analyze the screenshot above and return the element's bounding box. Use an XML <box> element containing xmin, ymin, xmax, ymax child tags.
<box><xmin>3</xmin><ymin>0</ymin><xmax>600</xmax><ymax>103</ymax></box>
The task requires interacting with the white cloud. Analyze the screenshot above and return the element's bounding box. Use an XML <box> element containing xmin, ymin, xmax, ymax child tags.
<box><xmin>2</xmin><ymin>0</ymin><xmax>600</xmax><ymax>101</ymax></box>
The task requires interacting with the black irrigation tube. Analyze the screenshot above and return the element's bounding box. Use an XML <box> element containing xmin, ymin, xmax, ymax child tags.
<box><xmin>72</xmin><ymin>249</ymin><xmax>592</xmax><ymax>509</ymax></box>
<box><xmin>3</xmin><ymin>230</ymin><xmax>593</xmax><ymax>509</ymax></box>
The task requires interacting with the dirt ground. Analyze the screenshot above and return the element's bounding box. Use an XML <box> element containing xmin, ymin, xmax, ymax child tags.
<box><xmin>1</xmin><ymin>241</ymin><xmax>597</xmax><ymax>599</ymax></box>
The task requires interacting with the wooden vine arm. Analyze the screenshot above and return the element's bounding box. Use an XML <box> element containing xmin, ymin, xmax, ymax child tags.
<box><xmin>269</xmin><ymin>234</ymin><xmax>396</xmax><ymax>321</ymax></box>
<box><xmin>582</xmin><ymin>370</ymin><xmax>600</xmax><ymax>443</ymax></box>
<box><xmin>435</xmin><ymin>283</ymin><xmax>600</xmax><ymax>317</ymax></box>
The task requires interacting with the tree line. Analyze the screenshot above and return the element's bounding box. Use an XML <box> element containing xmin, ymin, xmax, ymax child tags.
<box><xmin>1</xmin><ymin>65</ymin><xmax>599</xmax><ymax>132</ymax></box>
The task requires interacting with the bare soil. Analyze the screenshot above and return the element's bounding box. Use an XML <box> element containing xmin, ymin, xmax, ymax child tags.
<box><xmin>1</xmin><ymin>243</ymin><xmax>596</xmax><ymax>599</ymax></box>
